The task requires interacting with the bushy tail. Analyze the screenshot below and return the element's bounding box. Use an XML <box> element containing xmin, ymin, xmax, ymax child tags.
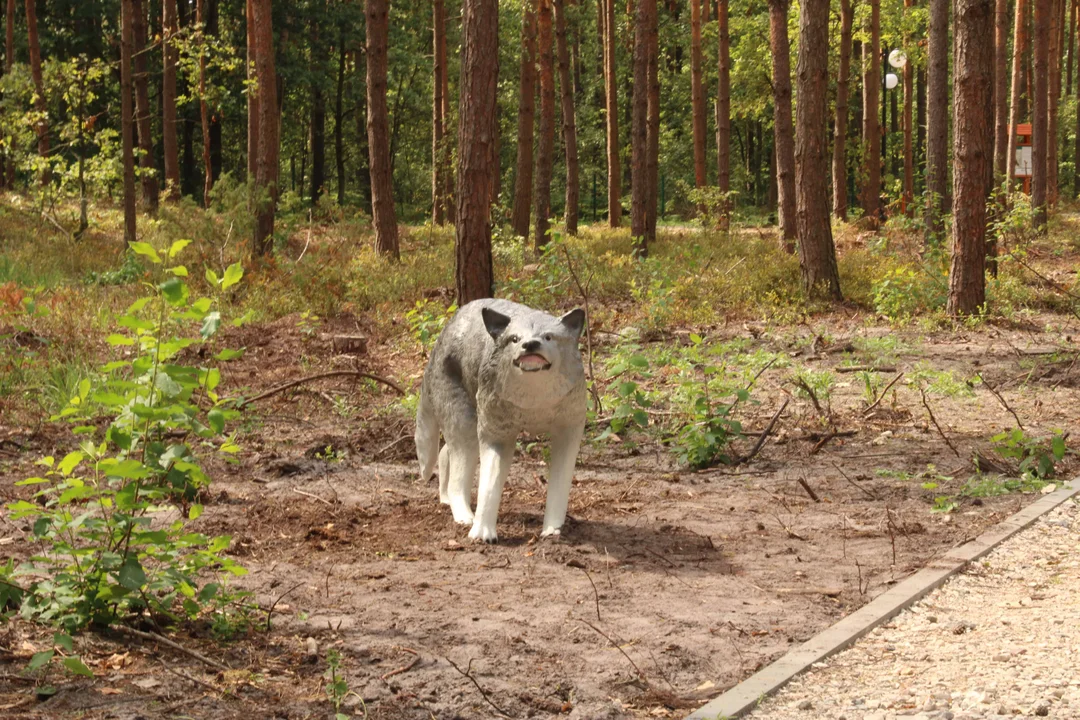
<box><xmin>415</xmin><ymin>388</ymin><xmax>440</xmax><ymax>482</ymax></box>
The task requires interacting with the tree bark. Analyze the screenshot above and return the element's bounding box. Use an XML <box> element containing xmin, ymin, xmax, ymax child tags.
<box><xmin>245</xmin><ymin>0</ymin><xmax>258</xmax><ymax>183</ymax></box>
<box><xmin>948</xmin><ymin>0</ymin><xmax>995</xmax><ymax>316</ymax></box>
<box><xmin>196</xmin><ymin>0</ymin><xmax>213</xmax><ymax>207</ymax></box>
<box><xmin>161</xmin><ymin>0</ymin><xmax>180</xmax><ymax>199</ymax></box>
<box><xmin>832</xmin><ymin>0</ymin><xmax>854</xmax><ymax>220</ymax></box>
<box><xmin>861</xmin><ymin>0</ymin><xmax>881</xmax><ymax>225</ymax></box>
<box><xmin>432</xmin><ymin>0</ymin><xmax>448</xmax><ymax>223</ymax></box>
<box><xmin>690</xmin><ymin>0</ymin><xmax>707</xmax><ymax>204</ymax></box>
<box><xmin>1008</xmin><ymin>0</ymin><xmax>1028</xmax><ymax>185</ymax></box>
<box><xmin>630</xmin><ymin>0</ymin><xmax>654</xmax><ymax>254</ymax></box>
<box><xmin>1033</xmin><ymin>0</ymin><xmax>1049</xmax><ymax>228</ymax></box>
<box><xmin>25</xmin><ymin>0</ymin><xmax>48</xmax><ymax>184</ymax></box>
<box><xmin>455</xmin><ymin>0</ymin><xmax>498</xmax><ymax>303</ymax></box>
<box><xmin>768</xmin><ymin>0</ymin><xmax>797</xmax><ymax>251</ymax></box>
<box><xmin>555</xmin><ymin>0</ymin><xmax>579</xmax><ymax>235</ymax></box>
<box><xmin>121</xmin><ymin>0</ymin><xmax>137</xmax><ymax>244</ymax></box>
<box><xmin>131</xmin><ymin>0</ymin><xmax>159</xmax><ymax>211</ymax></box>
<box><xmin>603</xmin><ymin>0</ymin><xmax>621</xmax><ymax>226</ymax></box>
<box><xmin>310</xmin><ymin>5</ymin><xmax>327</xmax><ymax>206</ymax></box>
<box><xmin>1068</xmin><ymin>0</ymin><xmax>1076</xmax><ymax>96</ymax></box>
<box><xmin>994</xmin><ymin>0</ymin><xmax>1011</xmax><ymax>185</ymax></box>
<box><xmin>1048</xmin><ymin>0</ymin><xmax>1062</xmax><ymax>207</ymax></box>
<box><xmin>716</xmin><ymin>0</ymin><xmax>730</xmax><ymax>226</ymax></box>
<box><xmin>644</xmin><ymin>0</ymin><xmax>659</xmax><ymax>246</ymax></box>
<box><xmin>926</xmin><ymin>0</ymin><xmax>949</xmax><ymax>239</ymax></box>
<box><xmin>902</xmin><ymin>0</ymin><xmax>914</xmax><ymax>216</ymax></box>
<box><xmin>251</xmin><ymin>0</ymin><xmax>278</xmax><ymax>257</ymax></box>
<box><xmin>335</xmin><ymin>33</ymin><xmax>346</xmax><ymax>206</ymax></box>
<box><xmin>4</xmin><ymin>0</ymin><xmax>13</xmax><ymax>187</ymax></box>
<box><xmin>366</xmin><ymin>0</ymin><xmax>399</xmax><ymax>258</ymax></box>
<box><xmin>795</xmin><ymin>0</ymin><xmax>842</xmax><ymax>299</ymax></box>
<box><xmin>511</xmin><ymin>0</ymin><xmax>538</xmax><ymax>238</ymax></box>
<box><xmin>534</xmin><ymin>0</ymin><xmax>556</xmax><ymax>250</ymax></box>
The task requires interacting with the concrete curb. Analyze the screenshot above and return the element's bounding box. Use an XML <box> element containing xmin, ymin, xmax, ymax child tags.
<box><xmin>686</xmin><ymin>478</ymin><xmax>1080</xmax><ymax>720</ymax></box>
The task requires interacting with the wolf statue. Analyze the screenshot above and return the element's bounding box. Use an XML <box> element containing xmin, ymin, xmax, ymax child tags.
<box><xmin>414</xmin><ymin>299</ymin><xmax>587</xmax><ymax>543</ymax></box>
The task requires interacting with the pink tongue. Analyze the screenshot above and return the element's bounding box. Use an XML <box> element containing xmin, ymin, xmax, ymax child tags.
<box><xmin>519</xmin><ymin>354</ymin><xmax>546</xmax><ymax>364</ymax></box>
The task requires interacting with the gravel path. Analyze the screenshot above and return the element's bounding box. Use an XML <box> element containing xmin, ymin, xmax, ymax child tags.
<box><xmin>745</xmin><ymin>498</ymin><xmax>1080</xmax><ymax>720</ymax></box>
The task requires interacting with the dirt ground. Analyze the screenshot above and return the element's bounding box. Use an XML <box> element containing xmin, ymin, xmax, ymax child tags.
<box><xmin>1</xmin><ymin>308</ymin><xmax>1078</xmax><ymax>720</ymax></box>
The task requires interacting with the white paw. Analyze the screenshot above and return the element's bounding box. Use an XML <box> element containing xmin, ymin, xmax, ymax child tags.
<box><xmin>450</xmin><ymin>504</ymin><xmax>474</xmax><ymax>526</ymax></box>
<box><xmin>540</xmin><ymin>526</ymin><xmax>562</xmax><ymax>539</ymax></box>
<box><xmin>439</xmin><ymin>492</ymin><xmax>450</xmax><ymax>505</ymax></box>
<box><xmin>468</xmin><ymin>521</ymin><xmax>498</xmax><ymax>543</ymax></box>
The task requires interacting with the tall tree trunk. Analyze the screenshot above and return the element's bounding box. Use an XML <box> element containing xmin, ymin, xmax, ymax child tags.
<box><xmin>603</xmin><ymin>0</ymin><xmax>621</xmax><ymax>226</ymax></box>
<box><xmin>432</xmin><ymin>0</ymin><xmax>447</xmax><ymax>223</ymax></box>
<box><xmin>310</xmin><ymin>7</ymin><xmax>327</xmax><ymax>207</ymax></box>
<box><xmin>861</xmin><ymin>0</ymin><xmax>881</xmax><ymax>225</ymax></box>
<box><xmin>534</xmin><ymin>0</ymin><xmax>556</xmax><ymax>250</ymax></box>
<box><xmin>251</xmin><ymin>0</ymin><xmax>279</xmax><ymax>257</ymax></box>
<box><xmin>4</xmin><ymin>0</ymin><xmax>13</xmax><ymax>187</ymax></box>
<box><xmin>1048</xmin><ymin>0</ymin><xmax>1062</xmax><ymax>206</ymax></box>
<box><xmin>917</xmin><ymin>67</ymin><xmax>926</xmax><ymax>188</ymax></box>
<box><xmin>716</xmin><ymin>0</ymin><xmax>730</xmax><ymax>226</ymax></box>
<box><xmin>245</xmin><ymin>0</ymin><xmax>258</xmax><ymax>182</ymax></box>
<box><xmin>1068</xmin><ymin>0</ymin><xmax>1076</xmax><ymax>96</ymax></box>
<box><xmin>768</xmin><ymin>0</ymin><xmax>797</xmax><ymax>251</ymax></box>
<box><xmin>162</xmin><ymin>0</ymin><xmax>180</xmax><ymax>200</ymax></box>
<box><xmin>926</xmin><ymin>0</ymin><xmax>949</xmax><ymax>239</ymax></box>
<box><xmin>555</xmin><ymin>0</ymin><xmax>579</xmax><ymax>235</ymax></box>
<box><xmin>948</xmin><ymin>0</ymin><xmax>994</xmax><ymax>315</ymax></box>
<box><xmin>795</xmin><ymin>0</ymin><xmax>842</xmax><ymax>299</ymax></box>
<box><xmin>440</xmin><ymin>17</ymin><xmax>454</xmax><ymax>224</ymax></box>
<box><xmin>455</xmin><ymin>0</ymin><xmax>498</xmax><ymax>303</ymax></box>
<box><xmin>1033</xmin><ymin>0</ymin><xmax>1049</xmax><ymax>229</ymax></box>
<box><xmin>511</xmin><ymin>0</ymin><xmax>538</xmax><ymax>238</ymax></box>
<box><xmin>196</xmin><ymin>0</ymin><xmax>213</xmax><ymax>207</ymax></box>
<box><xmin>644</xmin><ymin>0</ymin><xmax>659</xmax><ymax>245</ymax></box>
<box><xmin>25</xmin><ymin>0</ymin><xmax>48</xmax><ymax>184</ymax></box>
<box><xmin>132</xmin><ymin>0</ymin><xmax>159</xmax><ymax>211</ymax></box>
<box><xmin>1008</xmin><ymin>0</ymin><xmax>1029</xmax><ymax>185</ymax></box>
<box><xmin>994</xmin><ymin>0</ymin><xmax>1011</xmax><ymax>185</ymax></box>
<box><xmin>902</xmin><ymin>0</ymin><xmax>914</xmax><ymax>215</ymax></box>
<box><xmin>690</xmin><ymin>0</ymin><xmax>707</xmax><ymax>205</ymax></box>
<box><xmin>335</xmin><ymin>33</ymin><xmax>346</xmax><ymax>206</ymax></box>
<box><xmin>121</xmin><ymin>0</ymin><xmax>137</xmax><ymax>244</ymax></box>
<box><xmin>832</xmin><ymin>0</ymin><xmax>853</xmax><ymax>220</ymax></box>
<box><xmin>630</xmin><ymin>0</ymin><xmax>654</xmax><ymax>254</ymax></box>
<box><xmin>367</xmin><ymin>0</ymin><xmax>399</xmax><ymax>258</ymax></box>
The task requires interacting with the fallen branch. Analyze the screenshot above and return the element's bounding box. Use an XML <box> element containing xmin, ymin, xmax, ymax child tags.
<box><xmin>862</xmin><ymin>372</ymin><xmax>904</xmax><ymax>416</ymax></box>
<box><xmin>920</xmin><ymin>389</ymin><xmax>961</xmax><ymax>458</ymax></box>
<box><xmin>797</xmin><ymin>476</ymin><xmax>821</xmax><ymax>503</ymax></box>
<box><xmin>113</xmin><ymin>626</ymin><xmax>229</xmax><ymax>672</ymax></box>
<box><xmin>793</xmin><ymin>377</ymin><xmax>824</xmax><ymax>415</ymax></box>
<box><xmin>736</xmin><ymin>398</ymin><xmax>789</xmax><ymax>465</ymax></box>
<box><xmin>579</xmin><ymin>566</ymin><xmax>602</xmax><ymax>622</ymax></box>
<box><xmin>264</xmin><ymin>581</ymin><xmax>305</xmax><ymax>631</ymax></box>
<box><xmin>836</xmin><ymin>365</ymin><xmax>897</xmax><ymax>374</ymax></box>
<box><xmin>810</xmin><ymin>431</ymin><xmax>836</xmax><ymax>455</ymax></box>
<box><xmin>381</xmin><ymin>651</ymin><xmax>421</xmax><ymax>681</ymax></box>
<box><xmin>291</xmin><ymin>487</ymin><xmax>333</xmax><ymax>506</ymax></box>
<box><xmin>236</xmin><ymin>370</ymin><xmax>405</xmax><ymax>408</ymax></box>
<box><xmin>158</xmin><ymin>658</ymin><xmax>219</xmax><ymax>694</ymax></box>
<box><xmin>446</xmin><ymin>656</ymin><xmax>510</xmax><ymax>718</ymax></box>
<box><xmin>577</xmin><ymin>619</ymin><xmax>649</xmax><ymax>685</ymax></box>
<box><xmin>976</xmin><ymin>373</ymin><xmax>1024</xmax><ymax>430</ymax></box>
<box><xmin>830</xmin><ymin>461</ymin><xmax>878</xmax><ymax>500</ymax></box>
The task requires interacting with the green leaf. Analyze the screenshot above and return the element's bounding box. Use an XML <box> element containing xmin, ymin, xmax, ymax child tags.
<box><xmin>15</xmin><ymin>476</ymin><xmax>50</xmax><ymax>486</ymax></box>
<box><xmin>78</xmin><ymin>378</ymin><xmax>91</xmax><ymax>400</ymax></box>
<box><xmin>159</xmin><ymin>277</ymin><xmax>189</xmax><ymax>306</ymax></box>
<box><xmin>205</xmin><ymin>268</ymin><xmax>220</xmax><ymax>286</ymax></box>
<box><xmin>168</xmin><ymin>239</ymin><xmax>193</xmax><ymax>258</ymax></box>
<box><xmin>58</xmin><ymin>451</ymin><xmax>84</xmax><ymax>477</ymax></box>
<box><xmin>200</xmin><ymin>312</ymin><xmax>221</xmax><ymax>340</ymax></box>
<box><xmin>53</xmin><ymin>633</ymin><xmax>73</xmax><ymax>652</ymax></box>
<box><xmin>28</xmin><ymin>650</ymin><xmax>54</xmax><ymax>670</ymax></box>
<box><xmin>221</xmin><ymin>262</ymin><xmax>244</xmax><ymax>291</ymax></box>
<box><xmin>118</xmin><ymin>556</ymin><xmax>147</xmax><ymax>590</ymax></box>
<box><xmin>129</xmin><ymin>242</ymin><xmax>162</xmax><ymax>264</ymax></box>
<box><xmin>97</xmin><ymin>458</ymin><xmax>150</xmax><ymax>479</ymax></box>
<box><xmin>189</xmin><ymin>504</ymin><xmax>204</xmax><ymax>520</ymax></box>
<box><xmin>1052</xmin><ymin>435</ymin><xmax>1067</xmax><ymax>461</ymax></box>
<box><xmin>207</xmin><ymin>408</ymin><xmax>225</xmax><ymax>434</ymax></box>
<box><xmin>689</xmin><ymin>333</ymin><xmax>703</xmax><ymax>345</ymax></box>
<box><xmin>628</xmin><ymin>354</ymin><xmax>650</xmax><ymax>369</ymax></box>
<box><xmin>214</xmin><ymin>348</ymin><xmax>244</xmax><ymax>361</ymax></box>
<box><xmin>191</xmin><ymin>297</ymin><xmax>213</xmax><ymax>314</ymax></box>
<box><xmin>168</xmin><ymin>265</ymin><xmax>189</xmax><ymax>277</ymax></box>
<box><xmin>107</xmin><ymin>333</ymin><xmax>135</xmax><ymax>346</ymax></box>
<box><xmin>232</xmin><ymin>309</ymin><xmax>255</xmax><ymax>327</ymax></box>
<box><xmin>62</xmin><ymin>657</ymin><xmax>94</xmax><ymax>677</ymax></box>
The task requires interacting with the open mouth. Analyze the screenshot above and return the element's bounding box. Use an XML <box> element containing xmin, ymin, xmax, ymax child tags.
<box><xmin>513</xmin><ymin>353</ymin><xmax>551</xmax><ymax>372</ymax></box>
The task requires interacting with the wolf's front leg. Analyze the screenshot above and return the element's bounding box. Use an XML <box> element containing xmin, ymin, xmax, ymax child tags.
<box><xmin>542</xmin><ymin>423</ymin><xmax>584</xmax><ymax>537</ymax></box>
<box><xmin>445</xmin><ymin>436</ymin><xmax>479</xmax><ymax>525</ymax></box>
<box><xmin>469</xmin><ymin>439</ymin><xmax>514</xmax><ymax>543</ymax></box>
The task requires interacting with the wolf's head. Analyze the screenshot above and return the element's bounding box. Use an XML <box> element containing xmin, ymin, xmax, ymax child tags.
<box><xmin>481</xmin><ymin>306</ymin><xmax>585</xmax><ymax>380</ymax></box>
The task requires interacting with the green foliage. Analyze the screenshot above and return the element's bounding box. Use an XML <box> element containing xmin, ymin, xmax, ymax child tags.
<box><xmin>324</xmin><ymin>648</ymin><xmax>362</xmax><ymax>719</ymax></box>
<box><xmin>4</xmin><ymin>240</ymin><xmax>250</xmax><ymax>675</ymax></box>
<box><xmin>671</xmin><ymin>371</ymin><xmax>746</xmax><ymax>469</ymax></box>
<box><xmin>406</xmin><ymin>299</ymin><xmax>457</xmax><ymax>350</ymax></box>
<box><xmin>991</xmin><ymin>428</ymin><xmax>1068</xmax><ymax>481</ymax></box>
<box><xmin>597</xmin><ymin>349</ymin><xmax>652</xmax><ymax>440</ymax></box>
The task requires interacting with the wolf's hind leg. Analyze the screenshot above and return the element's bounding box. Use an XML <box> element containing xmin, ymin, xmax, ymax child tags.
<box><xmin>542</xmin><ymin>423</ymin><xmax>585</xmax><ymax>537</ymax></box>
<box><xmin>438</xmin><ymin>445</ymin><xmax>450</xmax><ymax>504</ymax></box>
<box><xmin>444</xmin><ymin>433</ymin><xmax>478</xmax><ymax>525</ymax></box>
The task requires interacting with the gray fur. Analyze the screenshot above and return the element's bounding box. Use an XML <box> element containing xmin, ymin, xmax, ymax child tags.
<box><xmin>415</xmin><ymin>299</ymin><xmax>587</xmax><ymax>542</ymax></box>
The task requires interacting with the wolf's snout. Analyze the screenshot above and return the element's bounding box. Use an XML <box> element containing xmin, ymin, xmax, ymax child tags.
<box><xmin>522</xmin><ymin>339</ymin><xmax>542</xmax><ymax>352</ymax></box>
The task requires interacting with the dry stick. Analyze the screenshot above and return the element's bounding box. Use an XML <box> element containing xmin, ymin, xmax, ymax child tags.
<box><xmin>830</xmin><ymin>461</ymin><xmax>878</xmax><ymax>500</ymax></box>
<box><xmin>446</xmin><ymin>657</ymin><xmax>510</xmax><ymax>718</ymax></box>
<box><xmin>810</xmin><ymin>432</ymin><xmax>835</xmax><ymax>455</ymax></box>
<box><xmin>977</xmin><ymin>373</ymin><xmax>1025</xmax><ymax>430</ymax></box>
<box><xmin>237</xmin><ymin>370</ymin><xmax>405</xmax><ymax>408</ymax></box>
<box><xmin>793</xmin><ymin>377</ymin><xmax>824</xmax><ymax>415</ymax></box>
<box><xmin>737</xmin><ymin>398</ymin><xmax>790</xmax><ymax>465</ymax></box>
<box><xmin>264</xmin><ymin>582</ymin><xmax>305</xmax><ymax>631</ymax></box>
<box><xmin>562</xmin><ymin>246</ymin><xmax>602</xmax><ymax>416</ymax></box>
<box><xmin>579</xmin><ymin>566</ymin><xmax>602</xmax><ymax>622</ymax></box>
<box><xmin>920</xmin><ymin>388</ymin><xmax>962</xmax><ymax>458</ymax></box>
<box><xmin>862</xmin><ymin>371</ymin><xmax>904</xmax><ymax>416</ymax></box>
<box><xmin>113</xmin><ymin>626</ymin><xmax>229</xmax><ymax>672</ymax></box>
<box><xmin>292</xmin><ymin>487</ymin><xmax>333</xmax><ymax>506</ymax></box>
<box><xmin>730</xmin><ymin>358</ymin><xmax>777</xmax><ymax>415</ymax></box>
<box><xmin>157</xmin><ymin>658</ymin><xmax>219</xmax><ymax>695</ymax></box>
<box><xmin>576</xmin><ymin>619</ymin><xmax>649</xmax><ymax>685</ymax></box>
<box><xmin>885</xmin><ymin>506</ymin><xmax>898</xmax><ymax>567</ymax></box>
<box><xmin>381</xmin><ymin>653</ymin><xmax>421</xmax><ymax>681</ymax></box>
<box><xmin>797</xmin><ymin>476</ymin><xmax>821</xmax><ymax>503</ymax></box>
<box><xmin>836</xmin><ymin>365</ymin><xmax>897</xmax><ymax>373</ymax></box>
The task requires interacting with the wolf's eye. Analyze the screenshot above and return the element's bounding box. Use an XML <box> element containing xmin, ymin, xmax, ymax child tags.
<box><xmin>543</xmin><ymin>333</ymin><xmax>553</xmax><ymax>341</ymax></box>
<box><xmin>508</xmin><ymin>335</ymin><xmax>520</xmax><ymax>343</ymax></box>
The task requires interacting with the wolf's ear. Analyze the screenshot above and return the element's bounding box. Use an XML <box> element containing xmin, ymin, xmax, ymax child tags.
<box><xmin>559</xmin><ymin>308</ymin><xmax>586</xmax><ymax>338</ymax></box>
<box><xmin>481</xmin><ymin>307</ymin><xmax>512</xmax><ymax>340</ymax></box>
